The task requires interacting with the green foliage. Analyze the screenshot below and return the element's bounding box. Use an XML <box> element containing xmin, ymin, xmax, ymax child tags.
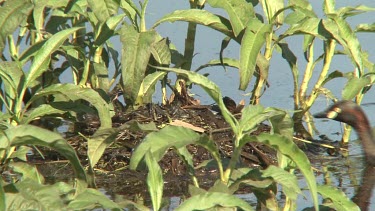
<box><xmin>176</xmin><ymin>192</ymin><xmax>254</xmax><ymax>211</ymax></box>
<box><xmin>1</xmin><ymin>0</ymin><xmax>373</xmax><ymax>210</ymax></box>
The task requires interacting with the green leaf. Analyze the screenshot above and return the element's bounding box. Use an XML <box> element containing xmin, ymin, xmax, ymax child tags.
<box><xmin>238</xmin><ymin>104</ymin><xmax>265</xmax><ymax>133</ymax></box>
<box><xmin>0</xmin><ymin>184</ymin><xmax>5</xmax><ymax>211</ymax></box>
<box><xmin>206</xmin><ymin>0</ymin><xmax>254</xmax><ymax>36</ymax></box>
<box><xmin>10</xmin><ymin>162</ymin><xmax>45</xmax><ymax>184</ymax></box>
<box><xmin>281</xmin><ymin>17</ymin><xmax>325</xmax><ymax>40</ymax></box>
<box><xmin>21</xmin><ymin>104</ymin><xmax>65</xmax><ymax>124</ymax></box>
<box><xmin>260</xmin><ymin>0</ymin><xmax>284</xmax><ymax>25</ymax></box>
<box><xmin>317</xmin><ymin>185</ymin><xmax>360</xmax><ymax>211</ymax></box>
<box><xmin>278</xmin><ymin>43</ymin><xmax>298</xmax><ymax>90</ymax></box>
<box><xmin>323</xmin><ymin>17</ymin><xmax>363</xmax><ymax>72</ymax></box>
<box><xmin>0</xmin><ymin>61</ymin><xmax>24</xmax><ymax>103</ymax></box>
<box><xmin>0</xmin><ymin>125</ymin><xmax>88</xmax><ymax>190</ymax></box>
<box><xmin>337</xmin><ymin>5</ymin><xmax>375</xmax><ymax>19</ymax></box>
<box><xmin>32</xmin><ymin>0</ymin><xmax>70</xmax><ymax>34</ymax></box>
<box><xmin>120</xmin><ymin>0</ymin><xmax>139</xmax><ymax>26</ymax></box>
<box><xmin>120</xmin><ymin>25</ymin><xmax>157</xmax><ymax>106</ymax></box>
<box><xmin>68</xmin><ymin>188</ymin><xmax>121</xmax><ymax>210</ymax></box>
<box><xmin>175</xmin><ymin>192</ymin><xmax>254</xmax><ymax>211</ymax></box>
<box><xmin>321</xmin><ymin>70</ymin><xmax>345</xmax><ymax>87</ymax></box>
<box><xmin>208</xmin><ymin>180</ymin><xmax>232</xmax><ymax>194</ymax></box>
<box><xmin>266</xmin><ymin>107</ymin><xmax>293</xmax><ymax>139</ymax></box>
<box><xmin>94</xmin><ymin>14</ymin><xmax>125</xmax><ymax>46</ymax></box>
<box><xmin>140</xmin><ymin>71</ymin><xmax>167</xmax><ymax>104</ymax></box>
<box><xmin>86</xmin><ymin>128</ymin><xmax>118</xmax><ymax>169</ymax></box>
<box><xmin>150</xmin><ymin>38</ymin><xmax>172</xmax><ymax>66</ymax></box>
<box><xmin>342</xmin><ymin>77</ymin><xmax>371</xmax><ymax>100</ymax></box>
<box><xmin>285</xmin><ymin>0</ymin><xmax>316</xmax><ymax>24</ymax></box>
<box><xmin>18</xmin><ymin>40</ymin><xmax>47</xmax><ymax>65</ymax></box>
<box><xmin>92</xmin><ymin>62</ymin><xmax>110</xmax><ymax>92</ymax></box>
<box><xmin>86</xmin><ymin>122</ymin><xmax>157</xmax><ymax>169</ymax></box>
<box><xmin>261</xmin><ymin>165</ymin><xmax>301</xmax><ymax>200</ymax></box>
<box><xmin>130</xmin><ymin>125</ymin><xmax>200</xmax><ymax>170</ymax></box>
<box><xmin>0</xmin><ymin>0</ymin><xmax>33</xmax><ymax>52</ymax></box>
<box><xmin>356</xmin><ymin>23</ymin><xmax>375</xmax><ymax>32</ymax></box>
<box><xmin>9</xmin><ymin>146</ymin><xmax>31</xmax><ymax>161</ymax></box>
<box><xmin>145</xmin><ymin>151</ymin><xmax>163</xmax><ymax>211</ymax></box>
<box><xmin>194</xmin><ymin>58</ymin><xmax>239</xmax><ymax>72</ymax></box>
<box><xmin>153</xmin><ymin>9</ymin><xmax>234</xmax><ymax>39</ymax></box>
<box><xmin>229</xmin><ymin>168</ymin><xmax>273</xmax><ymax>192</ymax></box>
<box><xmin>30</xmin><ymin>83</ymin><xmax>112</xmax><ymax>129</ymax></box>
<box><xmin>5</xmin><ymin>179</ymin><xmax>71</xmax><ymax>210</ymax></box>
<box><xmin>239</xmin><ymin>20</ymin><xmax>271</xmax><ymax>90</ymax></box>
<box><xmin>87</xmin><ymin>0</ymin><xmax>120</xmax><ymax>23</ymax></box>
<box><xmin>26</xmin><ymin>27</ymin><xmax>83</xmax><ymax>88</ymax></box>
<box><xmin>242</xmin><ymin>133</ymin><xmax>319</xmax><ymax>210</ymax></box>
<box><xmin>176</xmin><ymin>147</ymin><xmax>195</xmax><ymax>176</ymax></box>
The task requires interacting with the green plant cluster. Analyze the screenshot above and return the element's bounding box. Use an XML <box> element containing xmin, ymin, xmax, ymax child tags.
<box><xmin>0</xmin><ymin>0</ymin><xmax>374</xmax><ymax>210</ymax></box>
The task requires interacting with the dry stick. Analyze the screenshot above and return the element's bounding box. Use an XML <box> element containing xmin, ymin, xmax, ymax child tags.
<box><xmin>293</xmin><ymin>137</ymin><xmax>348</xmax><ymax>152</ymax></box>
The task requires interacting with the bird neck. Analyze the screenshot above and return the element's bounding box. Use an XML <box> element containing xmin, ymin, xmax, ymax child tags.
<box><xmin>354</xmin><ymin>118</ymin><xmax>375</xmax><ymax>165</ymax></box>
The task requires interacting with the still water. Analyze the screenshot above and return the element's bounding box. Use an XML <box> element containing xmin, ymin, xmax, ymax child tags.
<box><xmin>144</xmin><ymin>1</ymin><xmax>375</xmax><ymax>210</ymax></box>
<box><xmin>59</xmin><ymin>0</ymin><xmax>375</xmax><ymax>209</ymax></box>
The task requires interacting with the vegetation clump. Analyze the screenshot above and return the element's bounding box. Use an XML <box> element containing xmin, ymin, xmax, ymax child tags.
<box><xmin>1</xmin><ymin>0</ymin><xmax>374</xmax><ymax>210</ymax></box>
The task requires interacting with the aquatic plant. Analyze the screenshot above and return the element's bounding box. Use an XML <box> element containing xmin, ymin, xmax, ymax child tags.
<box><xmin>1</xmin><ymin>0</ymin><xmax>373</xmax><ymax>210</ymax></box>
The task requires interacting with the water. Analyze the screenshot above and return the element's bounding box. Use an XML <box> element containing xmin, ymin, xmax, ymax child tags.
<box><xmin>59</xmin><ymin>0</ymin><xmax>375</xmax><ymax>210</ymax></box>
<box><xmin>145</xmin><ymin>1</ymin><xmax>375</xmax><ymax>209</ymax></box>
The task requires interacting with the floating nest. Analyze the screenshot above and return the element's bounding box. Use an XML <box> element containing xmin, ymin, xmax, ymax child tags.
<box><xmin>28</xmin><ymin>92</ymin><xmax>340</xmax><ymax>200</ymax></box>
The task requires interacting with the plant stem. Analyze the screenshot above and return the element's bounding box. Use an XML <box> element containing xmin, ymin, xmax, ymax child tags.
<box><xmin>306</xmin><ymin>40</ymin><xmax>335</xmax><ymax>108</ymax></box>
<box><xmin>140</xmin><ymin>0</ymin><xmax>149</xmax><ymax>32</ymax></box>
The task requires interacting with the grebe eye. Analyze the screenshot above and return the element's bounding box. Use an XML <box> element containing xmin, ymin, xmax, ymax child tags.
<box><xmin>333</xmin><ymin>107</ymin><xmax>342</xmax><ymax>113</ymax></box>
<box><xmin>327</xmin><ymin>111</ymin><xmax>338</xmax><ymax>119</ymax></box>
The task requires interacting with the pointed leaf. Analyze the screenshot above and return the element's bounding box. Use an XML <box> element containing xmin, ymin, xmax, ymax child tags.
<box><xmin>87</xmin><ymin>0</ymin><xmax>119</xmax><ymax>23</ymax></box>
<box><xmin>120</xmin><ymin>25</ymin><xmax>157</xmax><ymax>106</ymax></box>
<box><xmin>323</xmin><ymin>17</ymin><xmax>363</xmax><ymax>72</ymax></box>
<box><xmin>260</xmin><ymin>0</ymin><xmax>284</xmax><ymax>25</ymax></box>
<box><xmin>140</xmin><ymin>71</ymin><xmax>167</xmax><ymax>104</ymax></box>
<box><xmin>153</xmin><ymin>9</ymin><xmax>234</xmax><ymax>39</ymax></box>
<box><xmin>130</xmin><ymin>126</ymin><xmax>200</xmax><ymax>170</ymax></box>
<box><xmin>68</xmin><ymin>188</ymin><xmax>122</xmax><ymax>210</ymax></box>
<box><xmin>242</xmin><ymin>133</ymin><xmax>319</xmax><ymax>210</ymax></box>
<box><xmin>317</xmin><ymin>185</ymin><xmax>360</xmax><ymax>211</ymax></box>
<box><xmin>239</xmin><ymin>20</ymin><xmax>271</xmax><ymax>90</ymax></box>
<box><xmin>176</xmin><ymin>192</ymin><xmax>254</xmax><ymax>211</ymax></box>
<box><xmin>0</xmin><ymin>125</ymin><xmax>88</xmax><ymax>190</ymax></box>
<box><xmin>282</xmin><ymin>17</ymin><xmax>325</xmax><ymax>39</ymax></box>
<box><xmin>86</xmin><ymin>128</ymin><xmax>118</xmax><ymax>168</ymax></box>
<box><xmin>0</xmin><ymin>184</ymin><xmax>4</xmax><ymax>211</ymax></box>
<box><xmin>21</xmin><ymin>104</ymin><xmax>65</xmax><ymax>124</ymax></box>
<box><xmin>195</xmin><ymin>58</ymin><xmax>239</xmax><ymax>72</ymax></box>
<box><xmin>145</xmin><ymin>151</ymin><xmax>163</xmax><ymax>211</ymax></box>
<box><xmin>206</xmin><ymin>0</ymin><xmax>254</xmax><ymax>36</ymax></box>
<box><xmin>31</xmin><ymin>84</ymin><xmax>112</xmax><ymax>129</ymax></box>
<box><xmin>0</xmin><ymin>0</ymin><xmax>33</xmax><ymax>52</ymax></box>
<box><xmin>0</xmin><ymin>61</ymin><xmax>24</xmax><ymax>101</ymax></box>
<box><xmin>266</xmin><ymin>107</ymin><xmax>293</xmax><ymax>139</ymax></box>
<box><xmin>9</xmin><ymin>146</ymin><xmax>31</xmax><ymax>161</ymax></box>
<box><xmin>261</xmin><ymin>165</ymin><xmax>301</xmax><ymax>200</ymax></box>
<box><xmin>32</xmin><ymin>0</ymin><xmax>70</xmax><ymax>34</ymax></box>
<box><xmin>356</xmin><ymin>23</ymin><xmax>375</xmax><ymax>32</ymax></box>
<box><xmin>342</xmin><ymin>77</ymin><xmax>371</xmax><ymax>100</ymax></box>
<box><xmin>26</xmin><ymin>27</ymin><xmax>83</xmax><ymax>88</ymax></box>
<box><xmin>94</xmin><ymin>14</ymin><xmax>125</xmax><ymax>46</ymax></box>
<box><xmin>150</xmin><ymin>38</ymin><xmax>171</xmax><ymax>66</ymax></box>
<box><xmin>6</xmin><ymin>179</ymin><xmax>70</xmax><ymax>210</ymax></box>
<box><xmin>10</xmin><ymin>162</ymin><xmax>45</xmax><ymax>184</ymax></box>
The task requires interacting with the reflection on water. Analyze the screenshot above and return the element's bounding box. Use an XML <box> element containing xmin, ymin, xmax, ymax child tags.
<box><xmin>297</xmin><ymin>139</ymin><xmax>375</xmax><ymax>210</ymax></box>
